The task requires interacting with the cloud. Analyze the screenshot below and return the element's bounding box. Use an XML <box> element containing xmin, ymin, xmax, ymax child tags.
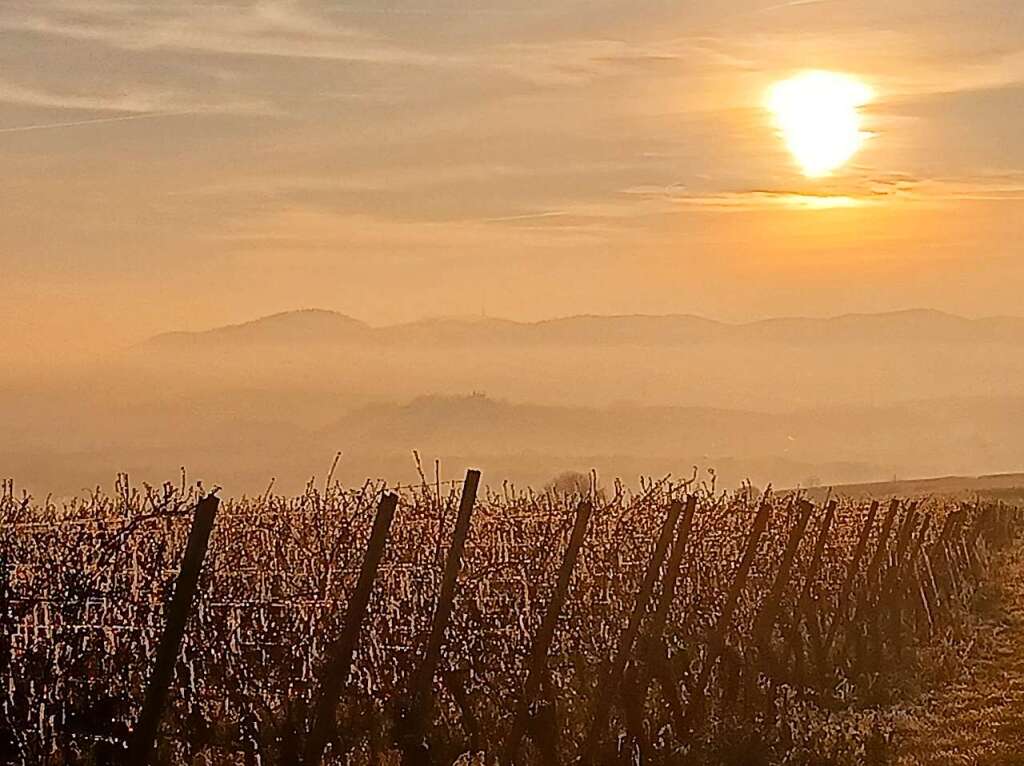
<box><xmin>623</xmin><ymin>185</ymin><xmax>875</xmax><ymax>211</ymax></box>
<box><xmin>214</xmin><ymin>207</ymin><xmax>608</xmax><ymax>255</ymax></box>
<box><xmin>622</xmin><ymin>171</ymin><xmax>1024</xmax><ymax>212</ymax></box>
<box><xmin>181</xmin><ymin>158</ymin><xmax>643</xmax><ymax>198</ymax></box>
<box><xmin>0</xmin><ymin>110</ymin><xmax>198</xmax><ymax>134</ymax></box>
<box><xmin>0</xmin><ymin>79</ymin><xmax>271</xmax><ymax>115</ymax></box>
<box><xmin>898</xmin><ymin>176</ymin><xmax>1024</xmax><ymax>202</ymax></box>
<box><xmin>0</xmin><ymin>0</ymin><xmax>454</xmax><ymax>67</ymax></box>
<box><xmin>480</xmin><ymin>211</ymin><xmax>573</xmax><ymax>224</ymax></box>
<box><xmin>754</xmin><ymin>0</ymin><xmax>839</xmax><ymax>13</ymax></box>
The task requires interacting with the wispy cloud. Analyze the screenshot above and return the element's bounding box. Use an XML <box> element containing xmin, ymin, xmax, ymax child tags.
<box><xmin>623</xmin><ymin>184</ymin><xmax>876</xmax><ymax>211</ymax></box>
<box><xmin>894</xmin><ymin>176</ymin><xmax>1024</xmax><ymax>202</ymax></box>
<box><xmin>678</xmin><ymin>27</ymin><xmax>1024</xmax><ymax>101</ymax></box>
<box><xmin>216</xmin><ymin>207</ymin><xmax>608</xmax><ymax>253</ymax></box>
<box><xmin>180</xmin><ymin>158</ymin><xmax>644</xmax><ymax>200</ymax></box>
<box><xmin>622</xmin><ymin>172</ymin><xmax>1024</xmax><ymax>212</ymax></box>
<box><xmin>0</xmin><ymin>0</ymin><xmax>455</xmax><ymax>66</ymax></box>
<box><xmin>0</xmin><ymin>79</ymin><xmax>271</xmax><ymax>115</ymax></box>
<box><xmin>753</xmin><ymin>0</ymin><xmax>839</xmax><ymax>14</ymax></box>
<box><xmin>0</xmin><ymin>110</ymin><xmax>198</xmax><ymax>134</ymax></box>
<box><xmin>330</xmin><ymin>6</ymin><xmax>554</xmax><ymax>18</ymax></box>
<box><xmin>480</xmin><ymin>211</ymin><xmax>572</xmax><ymax>224</ymax></box>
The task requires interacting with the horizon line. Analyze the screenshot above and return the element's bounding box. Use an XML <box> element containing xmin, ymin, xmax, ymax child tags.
<box><xmin>141</xmin><ymin>305</ymin><xmax>1024</xmax><ymax>345</ymax></box>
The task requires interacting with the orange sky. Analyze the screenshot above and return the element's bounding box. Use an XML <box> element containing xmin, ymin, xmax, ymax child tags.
<box><xmin>1</xmin><ymin>0</ymin><xmax>1022</xmax><ymax>361</ymax></box>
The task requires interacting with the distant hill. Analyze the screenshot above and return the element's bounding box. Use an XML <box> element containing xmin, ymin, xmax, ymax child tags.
<box><xmin>4</xmin><ymin>389</ymin><xmax>1024</xmax><ymax>497</ymax></box>
<box><xmin>120</xmin><ymin>307</ymin><xmax>1024</xmax><ymax>419</ymax></box>
<box><xmin>143</xmin><ymin>308</ymin><xmax>1024</xmax><ymax>350</ymax></box>
<box><xmin>9</xmin><ymin>308</ymin><xmax>1024</xmax><ymax>496</ymax></box>
<box><xmin>148</xmin><ymin>309</ymin><xmax>371</xmax><ymax>347</ymax></box>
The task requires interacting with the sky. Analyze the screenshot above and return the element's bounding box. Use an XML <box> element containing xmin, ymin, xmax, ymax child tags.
<box><xmin>2</xmin><ymin>0</ymin><xmax>1023</xmax><ymax>360</ymax></box>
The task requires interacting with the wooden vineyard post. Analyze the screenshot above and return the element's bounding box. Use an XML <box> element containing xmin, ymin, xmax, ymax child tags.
<box><xmin>905</xmin><ymin>515</ymin><xmax>933</xmax><ymax>580</ymax></box>
<box><xmin>753</xmin><ymin>499</ymin><xmax>814</xmax><ymax>646</ymax></box>
<box><xmin>949</xmin><ymin>510</ymin><xmax>973</xmax><ymax>590</ymax></box>
<box><xmin>861</xmin><ymin>500</ymin><xmax>911</xmax><ymax>677</ymax></box>
<box><xmin>968</xmin><ymin>505</ymin><xmax>993</xmax><ymax>549</ymax></box>
<box><xmin>931</xmin><ymin>512</ymin><xmax>960</xmax><ymax>594</ymax></box>
<box><xmin>748</xmin><ymin>499</ymin><xmax>813</xmax><ymax>722</ymax></box>
<box><xmin>822</xmin><ymin>500</ymin><xmax>878</xmax><ymax>657</ymax></box>
<box><xmin>864</xmin><ymin>500</ymin><xmax>904</xmax><ymax>593</ymax></box>
<box><xmin>794</xmin><ymin>499</ymin><xmax>835</xmax><ymax>606</ymax></box>
<box><xmin>918</xmin><ymin>542</ymin><xmax>943</xmax><ymax>637</ymax></box>
<box><xmin>503</xmin><ymin>500</ymin><xmax>593</xmax><ymax>765</ymax></box>
<box><xmin>792</xmin><ymin>500</ymin><xmax>836</xmax><ymax>684</ymax></box>
<box><xmin>680</xmin><ymin>496</ymin><xmax>771</xmax><ymax>733</ymax></box>
<box><xmin>579</xmin><ymin>499</ymin><xmax>683</xmax><ymax>764</ymax></box>
<box><xmin>893</xmin><ymin>514</ymin><xmax>933</xmax><ymax>659</ymax></box>
<box><xmin>398</xmin><ymin>469</ymin><xmax>480</xmax><ymax>766</ymax></box>
<box><xmin>966</xmin><ymin>505</ymin><xmax>995</xmax><ymax>577</ymax></box>
<box><xmin>877</xmin><ymin>505</ymin><xmax>918</xmax><ymax>606</ymax></box>
<box><xmin>929</xmin><ymin>510</ymin><xmax>966</xmax><ymax>613</ymax></box>
<box><xmin>127</xmin><ymin>494</ymin><xmax>220</xmax><ymax>765</ymax></box>
<box><xmin>636</xmin><ymin>496</ymin><xmax>698</xmax><ymax>752</ymax></box>
<box><xmin>302</xmin><ymin>491</ymin><xmax>399</xmax><ymax>766</ymax></box>
<box><xmin>876</xmin><ymin>507</ymin><xmax>919</xmax><ymax>671</ymax></box>
<box><xmin>798</xmin><ymin>501</ymin><xmax>837</xmax><ymax>609</ymax></box>
<box><xmin>646</xmin><ymin>496</ymin><xmax>698</xmax><ymax>648</ymax></box>
<box><xmin>835</xmin><ymin>498</ymin><xmax>901</xmax><ymax>670</ymax></box>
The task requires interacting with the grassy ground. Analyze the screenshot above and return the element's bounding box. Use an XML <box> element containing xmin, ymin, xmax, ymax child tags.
<box><xmin>892</xmin><ymin>540</ymin><xmax>1024</xmax><ymax>764</ymax></box>
<box><xmin>802</xmin><ymin>473</ymin><xmax>1024</xmax><ymax>503</ymax></box>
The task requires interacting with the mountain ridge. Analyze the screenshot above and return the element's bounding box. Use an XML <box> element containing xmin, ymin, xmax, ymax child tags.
<box><xmin>143</xmin><ymin>307</ymin><xmax>1024</xmax><ymax>349</ymax></box>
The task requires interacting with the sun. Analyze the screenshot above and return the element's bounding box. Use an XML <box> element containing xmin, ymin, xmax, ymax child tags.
<box><xmin>767</xmin><ymin>71</ymin><xmax>874</xmax><ymax>178</ymax></box>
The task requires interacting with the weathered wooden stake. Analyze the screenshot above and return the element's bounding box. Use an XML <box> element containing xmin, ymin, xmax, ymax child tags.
<box><xmin>647</xmin><ymin>496</ymin><xmax>698</xmax><ymax>645</ymax></box>
<box><xmin>822</xmin><ymin>500</ymin><xmax>878</xmax><ymax>655</ymax></box>
<box><xmin>303</xmin><ymin>491</ymin><xmax>399</xmax><ymax>766</ymax></box>
<box><xmin>799</xmin><ymin>501</ymin><xmax>837</xmax><ymax>609</ymax></box>
<box><xmin>754</xmin><ymin>499</ymin><xmax>814</xmax><ymax>644</ymax></box>
<box><xmin>827</xmin><ymin>497</ymin><xmax>901</xmax><ymax>663</ymax></box>
<box><xmin>399</xmin><ymin>469</ymin><xmax>480</xmax><ymax>766</ymax></box>
<box><xmin>793</xmin><ymin>500</ymin><xmax>835</xmax><ymax>681</ymax></box>
<box><xmin>504</xmin><ymin>500</ymin><xmax>593</xmax><ymax>765</ymax></box>
<box><xmin>856</xmin><ymin>500</ymin><xmax>904</xmax><ymax>676</ymax></box>
<box><xmin>865</xmin><ymin>499</ymin><xmax>904</xmax><ymax>593</ymax></box>
<box><xmin>579</xmin><ymin>498</ymin><xmax>683</xmax><ymax>763</ymax></box>
<box><xmin>127</xmin><ymin>494</ymin><xmax>219</xmax><ymax>765</ymax></box>
<box><xmin>680</xmin><ymin>496</ymin><xmax>771</xmax><ymax>733</ymax></box>
<box><xmin>637</xmin><ymin>496</ymin><xmax>697</xmax><ymax>754</ymax></box>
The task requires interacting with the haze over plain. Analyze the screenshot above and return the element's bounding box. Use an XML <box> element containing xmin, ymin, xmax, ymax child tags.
<box><xmin>1</xmin><ymin>1</ymin><xmax>1022</xmax><ymax>493</ymax></box>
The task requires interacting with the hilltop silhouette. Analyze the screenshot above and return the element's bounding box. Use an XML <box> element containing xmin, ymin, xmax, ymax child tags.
<box><xmin>146</xmin><ymin>308</ymin><xmax>1024</xmax><ymax>349</ymax></box>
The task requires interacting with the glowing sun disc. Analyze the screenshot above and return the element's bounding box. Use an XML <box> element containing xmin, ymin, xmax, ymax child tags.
<box><xmin>768</xmin><ymin>71</ymin><xmax>873</xmax><ymax>177</ymax></box>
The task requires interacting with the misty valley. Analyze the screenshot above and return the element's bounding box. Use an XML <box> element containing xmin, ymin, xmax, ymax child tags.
<box><xmin>5</xmin><ymin>308</ymin><xmax>1024</xmax><ymax>496</ymax></box>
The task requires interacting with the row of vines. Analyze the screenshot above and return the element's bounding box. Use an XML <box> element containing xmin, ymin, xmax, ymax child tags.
<box><xmin>0</xmin><ymin>472</ymin><xmax>1018</xmax><ymax>765</ymax></box>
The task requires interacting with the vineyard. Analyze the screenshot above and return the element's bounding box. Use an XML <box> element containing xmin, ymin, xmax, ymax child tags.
<box><xmin>0</xmin><ymin>471</ymin><xmax>1019</xmax><ymax>765</ymax></box>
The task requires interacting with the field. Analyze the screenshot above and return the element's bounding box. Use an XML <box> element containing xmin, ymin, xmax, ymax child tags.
<box><xmin>0</xmin><ymin>471</ymin><xmax>1019</xmax><ymax>765</ymax></box>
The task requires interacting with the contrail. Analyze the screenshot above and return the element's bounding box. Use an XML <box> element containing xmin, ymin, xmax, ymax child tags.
<box><xmin>0</xmin><ymin>110</ymin><xmax>195</xmax><ymax>135</ymax></box>
<box><xmin>756</xmin><ymin>0</ymin><xmax>837</xmax><ymax>12</ymax></box>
